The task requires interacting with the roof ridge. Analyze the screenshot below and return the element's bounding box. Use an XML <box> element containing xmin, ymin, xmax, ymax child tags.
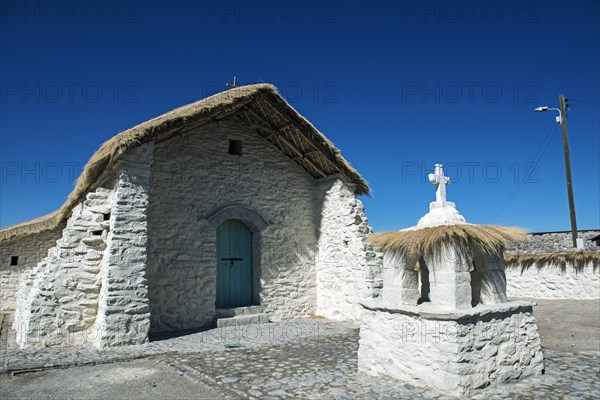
<box><xmin>1</xmin><ymin>83</ymin><xmax>368</xmax><ymax>242</ymax></box>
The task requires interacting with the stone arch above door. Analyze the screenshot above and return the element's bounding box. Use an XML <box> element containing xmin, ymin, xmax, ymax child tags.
<box><xmin>206</xmin><ymin>205</ymin><xmax>269</xmax><ymax>233</ymax></box>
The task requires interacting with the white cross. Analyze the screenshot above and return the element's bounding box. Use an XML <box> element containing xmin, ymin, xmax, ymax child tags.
<box><xmin>428</xmin><ymin>163</ymin><xmax>450</xmax><ymax>203</ymax></box>
<box><xmin>226</xmin><ymin>76</ymin><xmax>238</xmax><ymax>89</ymax></box>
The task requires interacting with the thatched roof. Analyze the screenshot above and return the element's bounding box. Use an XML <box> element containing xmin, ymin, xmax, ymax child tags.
<box><xmin>1</xmin><ymin>84</ymin><xmax>369</xmax><ymax>242</ymax></box>
<box><xmin>369</xmin><ymin>224</ymin><xmax>527</xmax><ymax>257</ymax></box>
<box><xmin>504</xmin><ymin>251</ymin><xmax>600</xmax><ymax>266</ymax></box>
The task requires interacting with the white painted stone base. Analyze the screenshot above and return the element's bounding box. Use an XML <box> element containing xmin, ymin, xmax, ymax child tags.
<box><xmin>358</xmin><ymin>300</ymin><xmax>544</xmax><ymax>396</ymax></box>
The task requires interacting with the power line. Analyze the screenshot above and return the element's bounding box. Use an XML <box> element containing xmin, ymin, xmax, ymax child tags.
<box><xmin>531</xmin><ymin>120</ymin><xmax>559</xmax><ymax>165</ymax></box>
<box><xmin>491</xmin><ymin>121</ymin><xmax>558</xmax><ymax>221</ymax></box>
<box><xmin>486</xmin><ymin>121</ymin><xmax>559</xmax><ymax>223</ymax></box>
<box><xmin>567</xmin><ymin>98</ymin><xmax>599</xmax><ymax>105</ymax></box>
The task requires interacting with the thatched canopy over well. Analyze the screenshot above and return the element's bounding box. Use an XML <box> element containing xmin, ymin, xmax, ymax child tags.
<box><xmin>1</xmin><ymin>84</ymin><xmax>369</xmax><ymax>242</ymax></box>
<box><xmin>369</xmin><ymin>224</ymin><xmax>527</xmax><ymax>258</ymax></box>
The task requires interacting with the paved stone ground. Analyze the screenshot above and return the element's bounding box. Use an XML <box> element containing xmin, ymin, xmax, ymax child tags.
<box><xmin>0</xmin><ymin>317</ymin><xmax>348</xmax><ymax>372</ymax></box>
<box><xmin>0</xmin><ymin>359</ymin><xmax>224</xmax><ymax>400</ymax></box>
<box><xmin>1</xmin><ymin>302</ymin><xmax>599</xmax><ymax>399</ymax></box>
<box><xmin>532</xmin><ymin>299</ymin><xmax>600</xmax><ymax>353</ymax></box>
<box><xmin>156</xmin><ymin>330</ymin><xmax>599</xmax><ymax>399</ymax></box>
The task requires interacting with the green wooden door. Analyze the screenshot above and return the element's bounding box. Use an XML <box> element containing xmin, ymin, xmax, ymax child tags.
<box><xmin>216</xmin><ymin>219</ymin><xmax>253</xmax><ymax>308</ymax></box>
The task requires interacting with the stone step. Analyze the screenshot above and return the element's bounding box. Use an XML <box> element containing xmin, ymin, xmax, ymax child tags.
<box><xmin>216</xmin><ymin>313</ymin><xmax>269</xmax><ymax>328</ymax></box>
<box><xmin>215</xmin><ymin>305</ymin><xmax>266</xmax><ymax>319</ymax></box>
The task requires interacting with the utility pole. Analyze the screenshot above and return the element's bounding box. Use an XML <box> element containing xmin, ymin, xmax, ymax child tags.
<box><xmin>558</xmin><ymin>94</ymin><xmax>578</xmax><ymax>247</ymax></box>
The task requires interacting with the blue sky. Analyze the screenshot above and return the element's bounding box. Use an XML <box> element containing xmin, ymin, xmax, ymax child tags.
<box><xmin>1</xmin><ymin>0</ymin><xmax>598</xmax><ymax>233</ymax></box>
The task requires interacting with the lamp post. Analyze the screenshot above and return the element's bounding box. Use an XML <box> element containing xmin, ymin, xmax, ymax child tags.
<box><xmin>535</xmin><ymin>94</ymin><xmax>578</xmax><ymax>247</ymax></box>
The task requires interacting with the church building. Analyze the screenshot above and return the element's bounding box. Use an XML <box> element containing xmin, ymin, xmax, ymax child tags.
<box><xmin>0</xmin><ymin>84</ymin><xmax>381</xmax><ymax>349</ymax></box>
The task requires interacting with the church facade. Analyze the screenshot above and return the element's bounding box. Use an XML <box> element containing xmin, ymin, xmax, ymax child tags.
<box><xmin>0</xmin><ymin>84</ymin><xmax>382</xmax><ymax>349</ymax></box>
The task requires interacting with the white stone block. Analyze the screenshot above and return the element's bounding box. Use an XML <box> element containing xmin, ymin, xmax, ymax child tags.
<box><xmin>358</xmin><ymin>300</ymin><xmax>544</xmax><ymax>396</ymax></box>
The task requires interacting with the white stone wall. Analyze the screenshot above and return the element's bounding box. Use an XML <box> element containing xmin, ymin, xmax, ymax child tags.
<box><xmin>380</xmin><ymin>251</ymin><xmax>420</xmax><ymax>306</ymax></box>
<box><xmin>13</xmin><ymin>188</ymin><xmax>113</xmax><ymax>348</ymax></box>
<box><xmin>0</xmin><ymin>228</ymin><xmax>62</xmax><ymax>312</ymax></box>
<box><xmin>8</xmin><ymin>117</ymin><xmax>377</xmax><ymax>342</ymax></box>
<box><xmin>315</xmin><ymin>177</ymin><xmax>381</xmax><ymax>322</ymax></box>
<box><xmin>506</xmin><ymin>260</ymin><xmax>599</xmax><ymax>299</ymax></box>
<box><xmin>13</xmin><ymin>143</ymin><xmax>154</xmax><ymax>349</ymax></box>
<box><xmin>358</xmin><ymin>304</ymin><xmax>544</xmax><ymax>395</ymax></box>
<box><xmin>95</xmin><ymin>143</ymin><xmax>153</xmax><ymax>347</ymax></box>
<box><xmin>146</xmin><ymin>120</ymin><xmax>320</xmax><ymax>332</ymax></box>
<box><xmin>508</xmin><ymin>230</ymin><xmax>600</xmax><ymax>253</ymax></box>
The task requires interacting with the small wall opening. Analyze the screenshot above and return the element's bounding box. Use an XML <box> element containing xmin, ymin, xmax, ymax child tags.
<box><xmin>103</xmin><ymin>213</ymin><xmax>111</xmax><ymax>221</ymax></box>
<box><xmin>471</xmin><ymin>258</ymin><xmax>483</xmax><ymax>307</ymax></box>
<box><xmin>92</xmin><ymin>230</ymin><xmax>103</xmax><ymax>236</ymax></box>
<box><xmin>417</xmin><ymin>258</ymin><xmax>430</xmax><ymax>304</ymax></box>
<box><xmin>10</xmin><ymin>256</ymin><xmax>19</xmax><ymax>266</ymax></box>
<box><xmin>228</xmin><ymin>140</ymin><xmax>242</xmax><ymax>156</ymax></box>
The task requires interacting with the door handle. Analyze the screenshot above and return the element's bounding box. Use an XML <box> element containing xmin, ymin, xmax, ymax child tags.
<box><xmin>222</xmin><ymin>257</ymin><xmax>243</xmax><ymax>267</ymax></box>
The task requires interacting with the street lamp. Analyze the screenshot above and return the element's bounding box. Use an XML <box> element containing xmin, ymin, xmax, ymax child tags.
<box><xmin>534</xmin><ymin>106</ymin><xmax>562</xmax><ymax>124</ymax></box>
<box><xmin>534</xmin><ymin>94</ymin><xmax>578</xmax><ymax>248</ymax></box>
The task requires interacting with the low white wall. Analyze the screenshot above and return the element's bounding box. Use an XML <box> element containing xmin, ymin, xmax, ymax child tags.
<box><xmin>0</xmin><ymin>228</ymin><xmax>62</xmax><ymax>312</ymax></box>
<box><xmin>506</xmin><ymin>260</ymin><xmax>599</xmax><ymax>299</ymax></box>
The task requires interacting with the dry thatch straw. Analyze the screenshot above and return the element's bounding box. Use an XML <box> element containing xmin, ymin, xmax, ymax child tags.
<box><xmin>504</xmin><ymin>251</ymin><xmax>600</xmax><ymax>266</ymax></box>
<box><xmin>369</xmin><ymin>224</ymin><xmax>527</xmax><ymax>257</ymax></box>
<box><xmin>1</xmin><ymin>84</ymin><xmax>369</xmax><ymax>242</ymax></box>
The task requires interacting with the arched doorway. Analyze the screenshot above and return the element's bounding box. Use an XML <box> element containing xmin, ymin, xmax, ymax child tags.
<box><xmin>216</xmin><ymin>219</ymin><xmax>253</xmax><ymax>308</ymax></box>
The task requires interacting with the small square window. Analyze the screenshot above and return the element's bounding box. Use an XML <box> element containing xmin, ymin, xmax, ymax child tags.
<box><xmin>228</xmin><ymin>140</ymin><xmax>242</xmax><ymax>156</ymax></box>
<box><xmin>10</xmin><ymin>256</ymin><xmax>18</xmax><ymax>266</ymax></box>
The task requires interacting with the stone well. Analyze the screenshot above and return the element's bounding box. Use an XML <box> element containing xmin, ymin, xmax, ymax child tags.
<box><xmin>358</xmin><ymin>164</ymin><xmax>544</xmax><ymax>396</ymax></box>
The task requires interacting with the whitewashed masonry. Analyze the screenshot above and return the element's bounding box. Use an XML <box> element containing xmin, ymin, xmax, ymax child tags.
<box><xmin>2</xmin><ymin>85</ymin><xmax>376</xmax><ymax>349</ymax></box>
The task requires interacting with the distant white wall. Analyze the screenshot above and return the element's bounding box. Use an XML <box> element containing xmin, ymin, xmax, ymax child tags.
<box><xmin>508</xmin><ymin>231</ymin><xmax>600</xmax><ymax>253</ymax></box>
<box><xmin>506</xmin><ymin>259</ymin><xmax>599</xmax><ymax>299</ymax></box>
